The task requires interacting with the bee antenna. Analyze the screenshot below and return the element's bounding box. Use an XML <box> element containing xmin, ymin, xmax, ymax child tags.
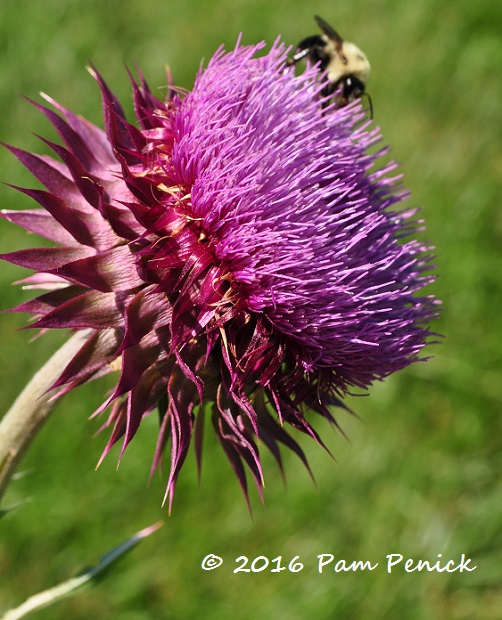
<box><xmin>364</xmin><ymin>92</ymin><xmax>374</xmax><ymax>119</ymax></box>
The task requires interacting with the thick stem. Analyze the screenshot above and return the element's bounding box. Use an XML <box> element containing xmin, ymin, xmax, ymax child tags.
<box><xmin>0</xmin><ymin>331</ymin><xmax>90</xmax><ymax>502</ymax></box>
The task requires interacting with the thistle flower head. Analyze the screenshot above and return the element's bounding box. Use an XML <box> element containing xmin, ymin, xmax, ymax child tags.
<box><xmin>1</xmin><ymin>40</ymin><xmax>438</xmax><ymax>508</ymax></box>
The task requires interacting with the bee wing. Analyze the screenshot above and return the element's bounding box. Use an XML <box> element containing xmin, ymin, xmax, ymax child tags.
<box><xmin>314</xmin><ymin>16</ymin><xmax>344</xmax><ymax>47</ymax></box>
<box><xmin>314</xmin><ymin>15</ymin><xmax>348</xmax><ymax>64</ymax></box>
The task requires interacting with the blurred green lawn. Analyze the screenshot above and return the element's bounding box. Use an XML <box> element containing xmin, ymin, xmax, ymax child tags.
<box><xmin>1</xmin><ymin>0</ymin><xmax>501</xmax><ymax>618</ymax></box>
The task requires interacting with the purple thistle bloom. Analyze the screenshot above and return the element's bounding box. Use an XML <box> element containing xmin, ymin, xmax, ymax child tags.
<box><xmin>1</xmin><ymin>40</ymin><xmax>438</xmax><ymax>509</ymax></box>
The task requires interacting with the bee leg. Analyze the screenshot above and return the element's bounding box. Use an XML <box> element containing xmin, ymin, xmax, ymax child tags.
<box><xmin>287</xmin><ymin>47</ymin><xmax>311</xmax><ymax>66</ymax></box>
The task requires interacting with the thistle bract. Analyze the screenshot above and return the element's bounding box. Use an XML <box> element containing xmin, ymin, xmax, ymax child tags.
<box><xmin>1</xmin><ymin>40</ymin><xmax>438</xmax><ymax>508</ymax></box>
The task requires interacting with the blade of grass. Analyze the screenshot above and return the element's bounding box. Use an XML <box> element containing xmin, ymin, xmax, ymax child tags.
<box><xmin>0</xmin><ymin>521</ymin><xmax>163</xmax><ymax>620</ymax></box>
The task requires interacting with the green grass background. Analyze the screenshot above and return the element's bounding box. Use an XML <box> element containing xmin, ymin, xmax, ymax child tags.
<box><xmin>1</xmin><ymin>0</ymin><xmax>501</xmax><ymax>618</ymax></box>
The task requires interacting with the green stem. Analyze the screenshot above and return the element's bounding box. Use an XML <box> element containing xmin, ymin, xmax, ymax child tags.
<box><xmin>0</xmin><ymin>331</ymin><xmax>90</xmax><ymax>502</ymax></box>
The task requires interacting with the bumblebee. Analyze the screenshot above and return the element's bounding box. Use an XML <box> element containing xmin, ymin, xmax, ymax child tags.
<box><xmin>290</xmin><ymin>15</ymin><xmax>372</xmax><ymax>113</ymax></box>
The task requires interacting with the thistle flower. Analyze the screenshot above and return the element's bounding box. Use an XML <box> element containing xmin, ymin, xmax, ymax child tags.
<box><xmin>1</xmin><ymin>40</ymin><xmax>438</xmax><ymax>508</ymax></box>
